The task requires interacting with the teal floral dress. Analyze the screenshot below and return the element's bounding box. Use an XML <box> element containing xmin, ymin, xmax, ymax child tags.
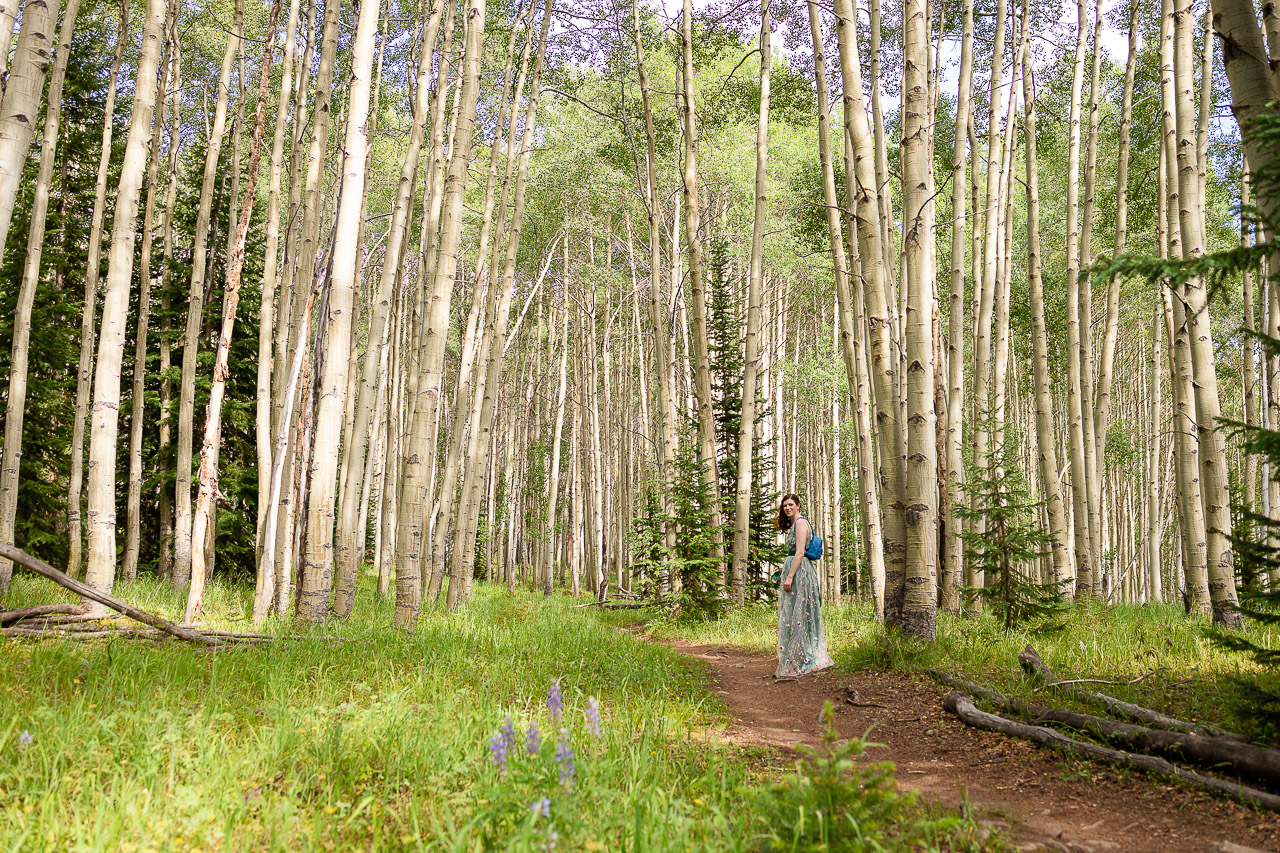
<box><xmin>776</xmin><ymin>522</ymin><xmax>834</xmax><ymax>677</ymax></box>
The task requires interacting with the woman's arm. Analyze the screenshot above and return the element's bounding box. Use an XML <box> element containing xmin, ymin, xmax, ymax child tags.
<box><xmin>784</xmin><ymin>518</ymin><xmax>811</xmax><ymax>592</ymax></box>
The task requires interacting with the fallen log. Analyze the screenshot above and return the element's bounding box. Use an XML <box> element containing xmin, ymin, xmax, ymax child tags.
<box><xmin>929</xmin><ymin>670</ymin><xmax>1280</xmax><ymax>786</ymax></box>
<box><xmin>1018</xmin><ymin>644</ymin><xmax>1243</xmax><ymax>741</ymax></box>
<box><xmin>0</xmin><ymin>603</ymin><xmax>86</xmax><ymax>626</ymax></box>
<box><xmin>942</xmin><ymin>691</ymin><xmax>1280</xmax><ymax>812</ymax></box>
<box><xmin>0</xmin><ymin>543</ymin><xmax>221</xmax><ymax>647</ymax></box>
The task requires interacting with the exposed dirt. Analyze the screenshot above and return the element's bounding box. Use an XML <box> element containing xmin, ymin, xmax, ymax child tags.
<box><xmin>661</xmin><ymin>637</ymin><xmax>1280</xmax><ymax>853</ymax></box>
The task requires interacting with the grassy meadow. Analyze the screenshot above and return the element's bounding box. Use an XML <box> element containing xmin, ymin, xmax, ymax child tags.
<box><xmin>0</xmin><ymin>575</ymin><xmax>997</xmax><ymax>853</ymax></box>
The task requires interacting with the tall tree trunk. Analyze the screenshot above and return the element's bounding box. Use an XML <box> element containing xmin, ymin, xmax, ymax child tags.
<box><xmin>83</xmin><ymin>0</ymin><xmax>167</xmax><ymax>612</ymax></box>
<box><xmin>67</xmin><ymin>1</ymin><xmax>129</xmax><ymax>580</ymax></box>
<box><xmin>679</xmin><ymin>0</ymin><xmax>724</xmax><ymax>573</ymax></box>
<box><xmin>1172</xmin><ymin>0</ymin><xmax>1240</xmax><ymax>626</ymax></box>
<box><xmin>834</xmin><ymin>0</ymin><xmax>906</xmax><ymax>620</ymax></box>
<box><xmin>185</xmin><ymin>0</ymin><xmax>283</xmax><ymax>624</ymax></box>
<box><xmin>331</xmin><ymin>0</ymin><xmax>444</xmax><ymax>618</ymax></box>
<box><xmin>173</xmin><ymin>0</ymin><xmax>244</xmax><ymax>592</ymax></box>
<box><xmin>731</xmin><ymin>0</ymin><xmax>770</xmax><ymax>607</ymax></box>
<box><xmin>1021</xmin><ymin>4</ymin><xmax>1071</xmax><ymax>592</ymax></box>
<box><xmin>157</xmin><ymin>36</ymin><xmax>181</xmax><ymax>581</ymax></box>
<box><xmin>0</xmin><ymin>0</ymin><xmax>79</xmax><ymax>593</ymax></box>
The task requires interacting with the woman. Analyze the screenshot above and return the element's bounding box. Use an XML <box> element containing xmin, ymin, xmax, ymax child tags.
<box><xmin>776</xmin><ymin>494</ymin><xmax>833</xmax><ymax>678</ymax></box>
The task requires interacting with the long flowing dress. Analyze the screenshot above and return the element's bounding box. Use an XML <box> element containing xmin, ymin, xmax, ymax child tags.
<box><xmin>776</xmin><ymin>524</ymin><xmax>834</xmax><ymax>677</ymax></box>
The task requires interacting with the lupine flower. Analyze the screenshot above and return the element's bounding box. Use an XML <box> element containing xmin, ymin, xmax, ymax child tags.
<box><xmin>499</xmin><ymin>715</ymin><xmax>517</xmax><ymax>754</ymax></box>
<box><xmin>526</xmin><ymin>721</ymin><xmax>542</xmax><ymax>755</ymax></box>
<box><xmin>489</xmin><ymin>730</ymin><xmax>509</xmax><ymax>774</ymax></box>
<box><xmin>541</xmin><ymin>829</ymin><xmax>559</xmax><ymax>852</ymax></box>
<box><xmin>555</xmin><ymin>728</ymin><xmax>575</xmax><ymax>788</ymax></box>
<box><xmin>17</xmin><ymin>730</ymin><xmax>32</xmax><ymax>750</ymax></box>
<box><xmin>546</xmin><ymin>680</ymin><xmax>563</xmax><ymax>722</ymax></box>
<box><xmin>585</xmin><ymin>697</ymin><xmax>601</xmax><ymax>738</ymax></box>
<box><xmin>530</xmin><ymin>797</ymin><xmax>551</xmax><ymax>818</ymax></box>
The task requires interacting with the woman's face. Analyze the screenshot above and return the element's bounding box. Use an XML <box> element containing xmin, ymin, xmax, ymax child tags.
<box><xmin>781</xmin><ymin>498</ymin><xmax>799</xmax><ymax>519</ymax></box>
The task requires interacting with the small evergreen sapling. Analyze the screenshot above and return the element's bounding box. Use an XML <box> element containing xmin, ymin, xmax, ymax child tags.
<box><xmin>956</xmin><ymin>425</ymin><xmax>1067</xmax><ymax>630</ymax></box>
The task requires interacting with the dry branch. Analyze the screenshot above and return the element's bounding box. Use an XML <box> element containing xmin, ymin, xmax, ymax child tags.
<box><xmin>0</xmin><ymin>543</ymin><xmax>221</xmax><ymax>646</ymax></box>
<box><xmin>1019</xmin><ymin>644</ymin><xmax>1243</xmax><ymax>740</ymax></box>
<box><xmin>929</xmin><ymin>670</ymin><xmax>1280</xmax><ymax>785</ymax></box>
<box><xmin>0</xmin><ymin>603</ymin><xmax>85</xmax><ymax>626</ymax></box>
<box><xmin>942</xmin><ymin>692</ymin><xmax>1280</xmax><ymax>811</ymax></box>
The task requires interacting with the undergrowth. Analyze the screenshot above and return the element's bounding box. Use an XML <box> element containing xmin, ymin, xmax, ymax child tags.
<box><xmin>0</xmin><ymin>575</ymin><xmax>994</xmax><ymax>851</ymax></box>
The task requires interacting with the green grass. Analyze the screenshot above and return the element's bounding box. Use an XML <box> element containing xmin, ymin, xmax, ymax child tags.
<box><xmin>0</xmin><ymin>576</ymin><xmax>995</xmax><ymax>852</ymax></box>
<box><xmin>633</xmin><ymin>597</ymin><xmax>1280</xmax><ymax>743</ymax></box>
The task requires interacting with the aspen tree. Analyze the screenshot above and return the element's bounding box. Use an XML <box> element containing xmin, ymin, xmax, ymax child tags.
<box><xmin>942</xmin><ymin>0</ymin><xmax>973</xmax><ymax>614</ymax></box>
<box><xmin>834</xmin><ymin>0</ymin><xmax>906</xmax><ymax>620</ymax></box>
<box><xmin>679</xmin><ymin>0</ymin><xmax>724</xmax><ymax>572</ymax></box>
<box><xmin>67</xmin><ymin>0</ymin><xmax>128</xmax><ymax>579</ymax></box>
<box><xmin>1079</xmin><ymin>0</ymin><xmax>1104</xmax><ymax>558</ymax></box>
<box><xmin>900</xmin><ymin>0</ymin><xmax>937</xmax><ymax>640</ymax></box>
<box><xmin>0</xmin><ymin>2</ymin><xmax>15</xmax><ymax>83</ymax></box>
<box><xmin>157</xmin><ymin>38</ymin><xmax>181</xmax><ymax>580</ymax></box>
<box><xmin>395</xmin><ymin>0</ymin><xmax>489</xmax><ymax>628</ymax></box>
<box><xmin>808</xmin><ymin>0</ymin><xmax>885</xmax><ymax>616</ymax></box>
<box><xmin>122</xmin><ymin>1</ymin><xmax>176</xmax><ymax>581</ymax></box>
<box><xmin>1065</xmin><ymin>0</ymin><xmax>1095</xmax><ymax>598</ymax></box>
<box><xmin>185</xmin><ymin>0</ymin><xmax>283</xmax><ymax>623</ymax></box>
<box><xmin>1147</xmin><ymin>303</ymin><xmax>1164</xmax><ymax>602</ymax></box>
<box><xmin>331</xmin><ymin>0</ymin><xmax>445</xmax><ymax>618</ymax></box>
<box><xmin>0</xmin><ymin>0</ymin><xmax>79</xmax><ymax>593</ymax></box>
<box><xmin>1244</xmin><ymin>169</ymin><xmax>1258</xmax><ymax>515</ymax></box>
<box><xmin>1095</xmin><ymin>0</ymin><xmax>1139</xmax><ymax>467</ymax></box>
<box><xmin>296</xmin><ymin>0</ymin><xmax>381</xmax><ymax>624</ymax></box>
<box><xmin>544</xmin><ymin>292</ymin><xmax>571</xmax><ymax>596</ymax></box>
<box><xmin>173</xmin><ymin>0</ymin><xmax>244</xmax><ymax>591</ymax></box>
<box><xmin>256</xmin><ymin>0</ymin><xmax>304</xmax><ymax>562</ymax></box>
<box><xmin>0</xmin><ymin>0</ymin><xmax>59</xmax><ymax>269</ymax></box>
<box><xmin>1020</xmin><ymin>6</ymin><xmax>1071</xmax><ymax>590</ymax></box>
<box><xmin>1172</xmin><ymin>0</ymin><xmax>1240</xmax><ymax>626</ymax></box>
<box><xmin>731</xmin><ymin>0</ymin><xmax>770</xmax><ymax>607</ymax></box>
<box><xmin>83</xmin><ymin>0</ymin><xmax>167</xmax><ymax>610</ymax></box>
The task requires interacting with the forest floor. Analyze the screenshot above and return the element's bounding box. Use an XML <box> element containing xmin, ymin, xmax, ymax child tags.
<box><xmin>650</xmin><ymin>633</ymin><xmax>1280</xmax><ymax>853</ymax></box>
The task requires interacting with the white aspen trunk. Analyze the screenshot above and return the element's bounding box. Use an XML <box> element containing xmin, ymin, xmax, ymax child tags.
<box><xmin>1065</xmin><ymin>0</ymin><xmax>1095</xmax><ymax>599</ymax></box>
<box><xmin>331</xmin><ymin>0</ymin><xmax>443</xmax><ymax>618</ymax></box>
<box><xmin>395</xmin><ymin>0</ymin><xmax>488</xmax><ymax>629</ymax></box>
<box><xmin>1021</xmin><ymin>11</ymin><xmax>1071</xmax><ymax>592</ymax></box>
<box><xmin>67</xmin><ymin>1</ymin><xmax>129</xmax><ymax>580</ymax></box>
<box><xmin>0</xmin><ymin>0</ymin><xmax>59</xmax><ymax>269</ymax></box>
<box><xmin>679</xmin><ymin>0</ymin><xmax>724</xmax><ymax>571</ymax></box>
<box><xmin>296</xmin><ymin>0</ymin><xmax>379</xmax><ymax>624</ymax></box>
<box><xmin>1148</xmin><ymin>307</ymin><xmax>1164</xmax><ymax>602</ymax></box>
<box><xmin>834</xmin><ymin>0</ymin><xmax>906</xmax><ymax>620</ymax></box>
<box><xmin>157</xmin><ymin>38</ymin><xmax>181</xmax><ymax>581</ymax></box>
<box><xmin>731</xmin><ymin>0</ymin><xmax>770</xmax><ymax>607</ymax></box>
<box><xmin>123</xmin><ymin>0</ymin><xmax>175</xmax><ymax>581</ymax></box>
<box><xmin>544</xmin><ymin>296</ymin><xmax>571</xmax><ymax>596</ymax></box>
<box><xmin>173</xmin><ymin>0</ymin><xmax>243</xmax><ymax>592</ymax></box>
<box><xmin>1078</xmin><ymin>0</ymin><xmax>1104</xmax><ymax>577</ymax></box>
<box><xmin>83</xmin><ymin>0</ymin><xmax>167</xmax><ymax>611</ymax></box>
<box><xmin>0</xmin><ymin>0</ymin><xmax>78</xmax><ymax>593</ymax></box>
<box><xmin>185</xmin><ymin>0</ymin><xmax>283</xmax><ymax>624</ymax></box>
<box><xmin>1172</xmin><ymin>0</ymin><xmax>1241</xmax><ymax>626</ymax></box>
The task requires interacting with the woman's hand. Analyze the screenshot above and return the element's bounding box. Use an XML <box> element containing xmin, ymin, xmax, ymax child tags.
<box><xmin>783</xmin><ymin>573</ymin><xmax>795</xmax><ymax>593</ymax></box>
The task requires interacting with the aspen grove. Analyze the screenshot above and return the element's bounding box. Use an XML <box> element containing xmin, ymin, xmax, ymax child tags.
<box><xmin>1</xmin><ymin>0</ymin><xmax>1276</xmax><ymax>640</ymax></box>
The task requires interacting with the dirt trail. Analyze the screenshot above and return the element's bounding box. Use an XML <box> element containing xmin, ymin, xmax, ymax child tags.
<box><xmin>663</xmin><ymin>638</ymin><xmax>1280</xmax><ymax>853</ymax></box>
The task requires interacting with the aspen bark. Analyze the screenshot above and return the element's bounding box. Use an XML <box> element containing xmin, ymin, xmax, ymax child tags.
<box><xmin>173</xmin><ymin>0</ymin><xmax>244</xmax><ymax>591</ymax></box>
<box><xmin>157</xmin><ymin>38</ymin><xmax>181</xmax><ymax>580</ymax></box>
<box><xmin>184</xmin><ymin>0</ymin><xmax>282</xmax><ymax>623</ymax></box>
<box><xmin>67</xmin><ymin>1</ymin><xmax>129</xmax><ymax>580</ymax></box>
<box><xmin>834</xmin><ymin>0</ymin><xmax>905</xmax><ymax>619</ymax></box>
<box><xmin>0</xmin><ymin>0</ymin><xmax>78</xmax><ymax>593</ymax></box>
<box><xmin>731</xmin><ymin>0</ymin><xmax>770</xmax><ymax>607</ymax></box>
<box><xmin>83</xmin><ymin>0</ymin><xmax>167</xmax><ymax>611</ymax></box>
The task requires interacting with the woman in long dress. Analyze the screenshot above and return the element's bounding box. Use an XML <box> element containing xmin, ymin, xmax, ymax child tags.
<box><xmin>776</xmin><ymin>494</ymin><xmax>833</xmax><ymax>677</ymax></box>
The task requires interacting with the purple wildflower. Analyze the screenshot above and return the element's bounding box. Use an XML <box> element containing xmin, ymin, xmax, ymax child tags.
<box><xmin>546</xmin><ymin>680</ymin><xmax>564</xmax><ymax>722</ymax></box>
<box><xmin>499</xmin><ymin>715</ymin><xmax>517</xmax><ymax>754</ymax></box>
<box><xmin>17</xmin><ymin>730</ymin><xmax>32</xmax><ymax>750</ymax></box>
<box><xmin>585</xmin><ymin>697</ymin><xmax>601</xmax><ymax>738</ymax></box>
<box><xmin>489</xmin><ymin>730</ymin><xmax>509</xmax><ymax>774</ymax></box>
<box><xmin>555</xmin><ymin>728</ymin><xmax>575</xmax><ymax>788</ymax></box>
<box><xmin>541</xmin><ymin>829</ymin><xmax>559</xmax><ymax>852</ymax></box>
<box><xmin>530</xmin><ymin>797</ymin><xmax>551</xmax><ymax>818</ymax></box>
<box><xmin>526</xmin><ymin>721</ymin><xmax>542</xmax><ymax>755</ymax></box>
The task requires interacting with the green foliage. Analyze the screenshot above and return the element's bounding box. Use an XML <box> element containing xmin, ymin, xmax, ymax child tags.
<box><xmin>749</xmin><ymin>702</ymin><xmax>991</xmax><ymax>852</ymax></box>
<box><xmin>955</xmin><ymin>425</ymin><xmax>1068</xmax><ymax>631</ymax></box>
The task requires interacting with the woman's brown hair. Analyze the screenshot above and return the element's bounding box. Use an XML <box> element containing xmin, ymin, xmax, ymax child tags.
<box><xmin>777</xmin><ymin>494</ymin><xmax>801</xmax><ymax>532</ymax></box>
